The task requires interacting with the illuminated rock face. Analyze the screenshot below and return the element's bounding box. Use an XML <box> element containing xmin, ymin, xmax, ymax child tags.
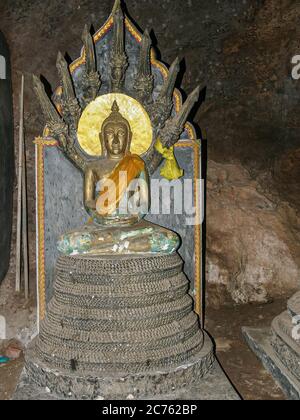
<box><xmin>0</xmin><ymin>31</ymin><xmax>13</xmax><ymax>284</ymax></box>
<box><xmin>26</xmin><ymin>253</ymin><xmax>214</xmax><ymax>399</ymax></box>
<box><xmin>206</xmin><ymin>161</ymin><xmax>300</xmax><ymax>306</ymax></box>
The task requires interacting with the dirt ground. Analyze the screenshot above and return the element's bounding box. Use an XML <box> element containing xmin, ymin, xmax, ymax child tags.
<box><xmin>0</xmin><ymin>297</ymin><xmax>288</xmax><ymax>401</ymax></box>
<box><xmin>0</xmin><ymin>270</ymin><xmax>36</xmax><ymax>401</ymax></box>
<box><xmin>0</xmin><ymin>350</ymin><xmax>24</xmax><ymax>401</ymax></box>
<box><xmin>206</xmin><ymin>298</ymin><xmax>288</xmax><ymax>400</ymax></box>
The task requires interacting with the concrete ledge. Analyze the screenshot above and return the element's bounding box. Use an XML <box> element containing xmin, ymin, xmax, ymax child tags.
<box><xmin>242</xmin><ymin>327</ymin><xmax>300</xmax><ymax>400</ymax></box>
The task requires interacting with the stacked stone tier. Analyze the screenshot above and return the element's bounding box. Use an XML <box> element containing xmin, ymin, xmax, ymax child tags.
<box><xmin>33</xmin><ymin>253</ymin><xmax>205</xmax><ymax>375</ymax></box>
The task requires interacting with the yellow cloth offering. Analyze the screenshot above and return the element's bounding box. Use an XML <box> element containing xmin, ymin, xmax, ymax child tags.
<box><xmin>155</xmin><ymin>138</ymin><xmax>184</xmax><ymax>181</ymax></box>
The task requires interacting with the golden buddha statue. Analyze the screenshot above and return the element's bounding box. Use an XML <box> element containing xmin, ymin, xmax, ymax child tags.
<box><xmin>32</xmin><ymin>4</ymin><xmax>200</xmax><ymax>258</ymax></box>
<box><xmin>84</xmin><ymin>100</ymin><xmax>148</xmax><ymax>225</ymax></box>
<box><xmin>27</xmin><ymin>4</ymin><xmax>216</xmax><ymax>402</ymax></box>
<box><xmin>57</xmin><ymin>101</ymin><xmax>180</xmax><ymax>256</ymax></box>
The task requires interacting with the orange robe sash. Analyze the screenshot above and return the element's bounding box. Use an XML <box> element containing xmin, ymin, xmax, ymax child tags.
<box><xmin>96</xmin><ymin>154</ymin><xmax>145</xmax><ymax>216</ymax></box>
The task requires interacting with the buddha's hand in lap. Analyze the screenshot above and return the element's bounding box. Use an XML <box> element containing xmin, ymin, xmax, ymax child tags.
<box><xmin>57</xmin><ymin>224</ymin><xmax>180</xmax><ymax>256</ymax></box>
<box><xmin>57</xmin><ymin>231</ymin><xmax>93</xmax><ymax>256</ymax></box>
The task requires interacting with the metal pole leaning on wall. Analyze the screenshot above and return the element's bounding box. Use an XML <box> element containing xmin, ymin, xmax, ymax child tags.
<box><xmin>15</xmin><ymin>74</ymin><xmax>29</xmax><ymax>298</ymax></box>
<box><xmin>15</xmin><ymin>75</ymin><xmax>24</xmax><ymax>293</ymax></box>
<box><xmin>22</xmin><ymin>82</ymin><xmax>29</xmax><ymax>299</ymax></box>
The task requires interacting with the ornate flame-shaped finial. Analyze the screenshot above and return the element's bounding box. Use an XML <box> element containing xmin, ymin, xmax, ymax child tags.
<box><xmin>158</xmin><ymin>85</ymin><xmax>200</xmax><ymax>149</ymax></box>
<box><xmin>138</xmin><ymin>29</ymin><xmax>152</xmax><ymax>76</ymax></box>
<box><xmin>134</xmin><ymin>28</ymin><xmax>154</xmax><ymax>103</ymax></box>
<box><xmin>110</xmin><ymin>0</ymin><xmax>128</xmax><ymax>92</ymax></box>
<box><xmin>113</xmin><ymin>7</ymin><xmax>124</xmax><ymax>56</ymax></box>
<box><xmin>56</xmin><ymin>52</ymin><xmax>74</xmax><ymax>99</ymax></box>
<box><xmin>81</xmin><ymin>25</ymin><xmax>101</xmax><ymax>106</ymax></box>
<box><xmin>82</xmin><ymin>24</ymin><xmax>96</xmax><ymax>74</ymax></box>
<box><xmin>175</xmin><ymin>85</ymin><xmax>200</xmax><ymax>129</ymax></box>
<box><xmin>149</xmin><ymin>57</ymin><xmax>180</xmax><ymax>128</ymax></box>
<box><xmin>159</xmin><ymin>57</ymin><xmax>180</xmax><ymax>102</ymax></box>
<box><xmin>33</xmin><ymin>75</ymin><xmax>62</xmax><ymax>124</ymax></box>
<box><xmin>32</xmin><ymin>74</ymin><xmax>69</xmax><ymax>150</ymax></box>
<box><xmin>111</xmin><ymin>100</ymin><xmax>120</xmax><ymax>113</ymax></box>
<box><xmin>112</xmin><ymin>0</ymin><xmax>122</xmax><ymax>15</ymax></box>
<box><xmin>56</xmin><ymin>51</ymin><xmax>81</xmax><ymax>129</ymax></box>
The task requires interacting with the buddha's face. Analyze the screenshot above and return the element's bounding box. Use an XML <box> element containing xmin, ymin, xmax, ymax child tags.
<box><xmin>102</xmin><ymin>121</ymin><xmax>129</xmax><ymax>159</ymax></box>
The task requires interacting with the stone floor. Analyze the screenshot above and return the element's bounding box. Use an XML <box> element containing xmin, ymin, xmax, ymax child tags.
<box><xmin>243</xmin><ymin>327</ymin><xmax>300</xmax><ymax>400</ymax></box>
<box><xmin>0</xmin><ymin>352</ymin><xmax>24</xmax><ymax>400</ymax></box>
<box><xmin>1</xmin><ymin>299</ymin><xmax>288</xmax><ymax>400</ymax></box>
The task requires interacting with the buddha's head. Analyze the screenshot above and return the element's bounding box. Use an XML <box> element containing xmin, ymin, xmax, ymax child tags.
<box><xmin>100</xmin><ymin>100</ymin><xmax>132</xmax><ymax>159</ymax></box>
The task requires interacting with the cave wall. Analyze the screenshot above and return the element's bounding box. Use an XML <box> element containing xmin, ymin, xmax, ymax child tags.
<box><xmin>0</xmin><ymin>0</ymin><xmax>299</xmax><ymax>305</ymax></box>
<box><xmin>0</xmin><ymin>31</ymin><xmax>13</xmax><ymax>283</ymax></box>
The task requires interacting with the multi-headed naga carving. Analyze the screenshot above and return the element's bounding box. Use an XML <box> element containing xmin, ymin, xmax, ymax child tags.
<box><xmin>56</xmin><ymin>51</ymin><xmax>81</xmax><ymax>132</ymax></box>
<box><xmin>33</xmin><ymin>0</ymin><xmax>202</xmax><ymax>177</ymax></box>
<box><xmin>81</xmin><ymin>25</ymin><xmax>102</xmax><ymax>107</ymax></box>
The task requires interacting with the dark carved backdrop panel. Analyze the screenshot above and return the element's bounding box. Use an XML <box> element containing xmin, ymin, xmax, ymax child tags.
<box><xmin>37</xmin><ymin>140</ymin><xmax>201</xmax><ymax>317</ymax></box>
<box><xmin>35</xmin><ymin>4</ymin><xmax>203</xmax><ymax>324</ymax></box>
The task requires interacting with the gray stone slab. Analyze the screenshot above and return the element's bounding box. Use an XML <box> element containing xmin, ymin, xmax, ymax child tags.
<box><xmin>13</xmin><ymin>361</ymin><xmax>240</xmax><ymax>401</ymax></box>
<box><xmin>243</xmin><ymin>327</ymin><xmax>300</xmax><ymax>400</ymax></box>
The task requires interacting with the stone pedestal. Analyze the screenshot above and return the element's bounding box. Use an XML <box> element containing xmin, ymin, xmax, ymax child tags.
<box><xmin>243</xmin><ymin>291</ymin><xmax>300</xmax><ymax>400</ymax></box>
<box><xmin>25</xmin><ymin>253</ymin><xmax>215</xmax><ymax>399</ymax></box>
<box><xmin>14</xmin><ymin>361</ymin><xmax>240</xmax><ymax>400</ymax></box>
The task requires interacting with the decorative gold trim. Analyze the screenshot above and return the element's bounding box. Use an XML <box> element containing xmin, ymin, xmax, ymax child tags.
<box><xmin>175</xmin><ymin>140</ymin><xmax>201</xmax><ymax>316</ymax></box>
<box><xmin>34</xmin><ymin>137</ymin><xmax>58</xmax><ymax>147</ymax></box>
<box><xmin>69</xmin><ymin>18</ymin><xmax>114</xmax><ymax>74</ymax></box>
<box><xmin>36</xmin><ymin>138</ymin><xmax>46</xmax><ymax>321</ymax></box>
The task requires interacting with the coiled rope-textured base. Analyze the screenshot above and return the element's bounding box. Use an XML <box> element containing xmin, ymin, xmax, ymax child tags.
<box><xmin>26</xmin><ymin>253</ymin><xmax>214</xmax><ymax>399</ymax></box>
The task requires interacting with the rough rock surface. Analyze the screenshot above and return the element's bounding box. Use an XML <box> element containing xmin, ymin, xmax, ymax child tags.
<box><xmin>206</xmin><ymin>161</ymin><xmax>300</xmax><ymax>305</ymax></box>
<box><xmin>0</xmin><ymin>0</ymin><xmax>299</xmax><ymax>307</ymax></box>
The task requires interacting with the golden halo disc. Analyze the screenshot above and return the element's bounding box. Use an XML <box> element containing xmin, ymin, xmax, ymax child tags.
<box><xmin>77</xmin><ymin>93</ymin><xmax>153</xmax><ymax>156</ymax></box>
